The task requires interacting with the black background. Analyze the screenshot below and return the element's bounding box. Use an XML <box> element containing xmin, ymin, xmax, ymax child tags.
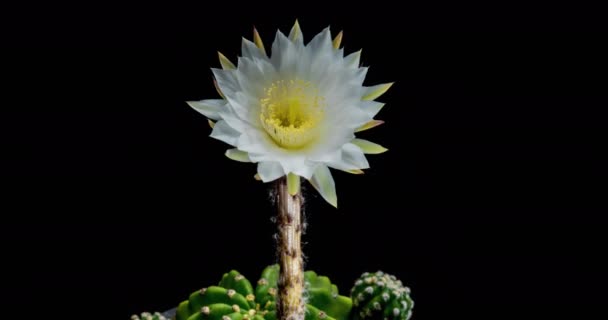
<box><xmin>1</xmin><ymin>2</ymin><xmax>605</xmax><ymax>320</ymax></box>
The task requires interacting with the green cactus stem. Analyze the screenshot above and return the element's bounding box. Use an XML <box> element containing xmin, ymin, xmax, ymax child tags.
<box><xmin>174</xmin><ymin>265</ymin><xmax>351</xmax><ymax>320</ymax></box>
<box><xmin>131</xmin><ymin>312</ymin><xmax>168</xmax><ymax>320</ymax></box>
<box><xmin>275</xmin><ymin>175</ymin><xmax>305</xmax><ymax>320</ymax></box>
<box><xmin>350</xmin><ymin>272</ymin><xmax>414</xmax><ymax>320</ymax></box>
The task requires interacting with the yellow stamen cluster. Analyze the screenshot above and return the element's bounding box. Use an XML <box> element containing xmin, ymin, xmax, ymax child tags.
<box><xmin>260</xmin><ymin>79</ymin><xmax>325</xmax><ymax>149</ymax></box>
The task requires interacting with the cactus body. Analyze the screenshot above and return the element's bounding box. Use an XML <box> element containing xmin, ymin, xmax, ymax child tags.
<box><xmin>350</xmin><ymin>272</ymin><xmax>413</xmax><ymax>320</ymax></box>
<box><xmin>136</xmin><ymin>267</ymin><xmax>414</xmax><ymax>320</ymax></box>
<box><xmin>131</xmin><ymin>312</ymin><xmax>168</xmax><ymax>320</ymax></box>
<box><xmin>175</xmin><ymin>265</ymin><xmax>352</xmax><ymax>320</ymax></box>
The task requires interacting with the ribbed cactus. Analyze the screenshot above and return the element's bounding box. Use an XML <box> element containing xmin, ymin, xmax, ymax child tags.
<box><xmin>350</xmin><ymin>272</ymin><xmax>414</xmax><ymax>320</ymax></box>
<box><xmin>131</xmin><ymin>312</ymin><xmax>168</xmax><ymax>320</ymax></box>
<box><xmin>175</xmin><ymin>265</ymin><xmax>352</xmax><ymax>320</ymax></box>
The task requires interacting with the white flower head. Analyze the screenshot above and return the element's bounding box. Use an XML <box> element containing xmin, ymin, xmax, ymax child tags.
<box><xmin>188</xmin><ymin>21</ymin><xmax>392</xmax><ymax>207</ymax></box>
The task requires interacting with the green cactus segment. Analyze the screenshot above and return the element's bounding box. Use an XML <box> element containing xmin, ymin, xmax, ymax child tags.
<box><xmin>305</xmin><ymin>271</ymin><xmax>333</xmax><ymax>292</ymax></box>
<box><xmin>188</xmin><ymin>286</ymin><xmax>251</xmax><ymax>313</ymax></box>
<box><xmin>255</xmin><ymin>264</ymin><xmax>279</xmax><ymax>308</ymax></box>
<box><xmin>307</xmin><ymin>288</ymin><xmax>352</xmax><ymax>320</ymax></box>
<box><xmin>304</xmin><ymin>271</ymin><xmax>351</xmax><ymax>320</ymax></box>
<box><xmin>174</xmin><ymin>265</ymin><xmax>352</xmax><ymax>320</ymax></box>
<box><xmin>350</xmin><ymin>272</ymin><xmax>414</xmax><ymax>320</ymax></box>
<box><xmin>131</xmin><ymin>312</ymin><xmax>168</xmax><ymax>320</ymax></box>
<box><xmin>177</xmin><ymin>301</ymin><xmax>191</xmax><ymax>320</ymax></box>
<box><xmin>220</xmin><ymin>270</ymin><xmax>255</xmax><ymax>308</ymax></box>
<box><xmin>305</xmin><ymin>304</ymin><xmax>336</xmax><ymax>320</ymax></box>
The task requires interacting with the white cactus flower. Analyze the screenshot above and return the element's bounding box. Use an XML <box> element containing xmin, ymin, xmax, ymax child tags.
<box><xmin>187</xmin><ymin>21</ymin><xmax>392</xmax><ymax>207</ymax></box>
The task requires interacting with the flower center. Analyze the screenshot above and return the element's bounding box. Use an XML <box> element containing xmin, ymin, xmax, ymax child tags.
<box><xmin>260</xmin><ymin>79</ymin><xmax>325</xmax><ymax>149</ymax></box>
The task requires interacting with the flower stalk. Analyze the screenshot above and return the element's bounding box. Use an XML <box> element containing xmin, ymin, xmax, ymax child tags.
<box><xmin>275</xmin><ymin>175</ymin><xmax>305</xmax><ymax>320</ymax></box>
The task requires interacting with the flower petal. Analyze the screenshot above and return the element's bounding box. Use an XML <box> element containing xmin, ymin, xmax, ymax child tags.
<box><xmin>270</xmin><ymin>30</ymin><xmax>300</xmax><ymax>75</ymax></box>
<box><xmin>360</xmin><ymin>101</ymin><xmax>386</xmax><ymax>118</ymax></box>
<box><xmin>253</xmin><ymin>27</ymin><xmax>267</xmax><ymax>56</ymax></box>
<box><xmin>344</xmin><ymin>49</ymin><xmax>362</xmax><ymax>68</ymax></box>
<box><xmin>327</xmin><ymin>143</ymin><xmax>370</xmax><ymax>171</ymax></box>
<box><xmin>292</xmin><ymin>161</ymin><xmax>318</xmax><ymax>179</ymax></box>
<box><xmin>257</xmin><ymin>161</ymin><xmax>284</xmax><ymax>182</ymax></box>
<box><xmin>241</xmin><ymin>37</ymin><xmax>267</xmax><ymax>61</ymax></box>
<box><xmin>352</xmin><ymin>138</ymin><xmax>388</xmax><ymax>154</ymax></box>
<box><xmin>355</xmin><ymin>120</ymin><xmax>384</xmax><ymax>132</ymax></box>
<box><xmin>308</xmin><ymin>165</ymin><xmax>337</xmax><ymax>208</ymax></box>
<box><xmin>306</xmin><ymin>27</ymin><xmax>332</xmax><ymax>59</ymax></box>
<box><xmin>288</xmin><ymin>19</ymin><xmax>303</xmax><ymax>46</ymax></box>
<box><xmin>213</xmin><ymin>78</ymin><xmax>225</xmax><ymax>99</ymax></box>
<box><xmin>209</xmin><ymin>120</ymin><xmax>240</xmax><ymax>146</ymax></box>
<box><xmin>212</xmin><ymin>68</ymin><xmax>240</xmax><ymax>98</ymax></box>
<box><xmin>225</xmin><ymin>148</ymin><xmax>251</xmax><ymax>162</ymax></box>
<box><xmin>234</xmin><ymin>56</ymin><xmax>271</xmax><ymax>100</ymax></box>
<box><xmin>218</xmin><ymin>51</ymin><xmax>236</xmax><ymax>70</ymax></box>
<box><xmin>186</xmin><ymin>99</ymin><xmax>224</xmax><ymax>120</ymax></box>
<box><xmin>218</xmin><ymin>104</ymin><xmax>251</xmax><ymax>132</ymax></box>
<box><xmin>362</xmin><ymin>82</ymin><xmax>394</xmax><ymax>101</ymax></box>
<box><xmin>333</xmin><ymin>31</ymin><xmax>343</xmax><ymax>49</ymax></box>
<box><xmin>346</xmin><ymin>169</ymin><xmax>365</xmax><ymax>174</ymax></box>
<box><xmin>237</xmin><ymin>128</ymin><xmax>280</xmax><ymax>156</ymax></box>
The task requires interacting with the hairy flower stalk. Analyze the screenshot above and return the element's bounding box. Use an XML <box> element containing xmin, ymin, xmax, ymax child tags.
<box><xmin>275</xmin><ymin>175</ymin><xmax>305</xmax><ymax>320</ymax></box>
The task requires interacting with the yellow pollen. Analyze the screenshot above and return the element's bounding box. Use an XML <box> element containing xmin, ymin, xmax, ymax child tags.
<box><xmin>260</xmin><ymin>79</ymin><xmax>325</xmax><ymax>149</ymax></box>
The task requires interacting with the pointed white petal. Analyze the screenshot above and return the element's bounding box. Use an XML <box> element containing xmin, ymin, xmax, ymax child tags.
<box><xmin>339</xmin><ymin>105</ymin><xmax>374</xmax><ymax>129</ymax></box>
<box><xmin>352</xmin><ymin>66</ymin><xmax>368</xmax><ymax>86</ymax></box>
<box><xmin>309</xmin><ymin>165</ymin><xmax>338</xmax><ymax>208</ymax></box>
<box><xmin>186</xmin><ymin>99</ymin><xmax>224</xmax><ymax>120</ymax></box>
<box><xmin>234</xmin><ymin>56</ymin><xmax>271</xmax><ymax>99</ymax></box>
<box><xmin>360</xmin><ymin>101</ymin><xmax>386</xmax><ymax>118</ymax></box>
<box><xmin>270</xmin><ymin>30</ymin><xmax>297</xmax><ymax>72</ymax></box>
<box><xmin>342</xmin><ymin>143</ymin><xmax>369</xmax><ymax>169</ymax></box>
<box><xmin>344</xmin><ymin>50</ymin><xmax>361</xmax><ymax>68</ymax></box>
<box><xmin>257</xmin><ymin>161</ymin><xmax>284</xmax><ymax>182</ymax></box>
<box><xmin>241</xmin><ymin>37</ymin><xmax>267</xmax><ymax>61</ymax></box>
<box><xmin>208</xmin><ymin>119</ymin><xmax>215</xmax><ymax>128</ymax></box>
<box><xmin>212</xmin><ymin>68</ymin><xmax>239</xmax><ymax>98</ymax></box>
<box><xmin>217</xmin><ymin>51</ymin><xmax>236</xmax><ymax>70</ymax></box>
<box><xmin>352</xmin><ymin>139</ymin><xmax>388</xmax><ymax>154</ymax></box>
<box><xmin>237</xmin><ymin>129</ymin><xmax>279</xmax><ymax>156</ymax></box>
<box><xmin>276</xmin><ymin>155</ymin><xmax>314</xmax><ymax>179</ymax></box>
<box><xmin>217</xmin><ymin>105</ymin><xmax>250</xmax><ymax>132</ymax></box>
<box><xmin>209</xmin><ymin>120</ymin><xmax>240</xmax><ymax>146</ymax></box>
<box><xmin>306</xmin><ymin>27</ymin><xmax>332</xmax><ymax>55</ymax></box>
<box><xmin>309</xmin><ymin>148</ymin><xmax>342</xmax><ymax>163</ymax></box>
<box><xmin>291</xmin><ymin>161</ymin><xmax>317</xmax><ymax>180</ymax></box>
<box><xmin>225</xmin><ymin>149</ymin><xmax>251</xmax><ymax>162</ymax></box>
<box><xmin>213</xmin><ymin>78</ymin><xmax>225</xmax><ymax>99</ymax></box>
<box><xmin>288</xmin><ymin>20</ymin><xmax>304</xmax><ymax>46</ymax></box>
<box><xmin>362</xmin><ymin>83</ymin><xmax>394</xmax><ymax>101</ymax></box>
<box><xmin>327</xmin><ymin>143</ymin><xmax>370</xmax><ymax>171</ymax></box>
